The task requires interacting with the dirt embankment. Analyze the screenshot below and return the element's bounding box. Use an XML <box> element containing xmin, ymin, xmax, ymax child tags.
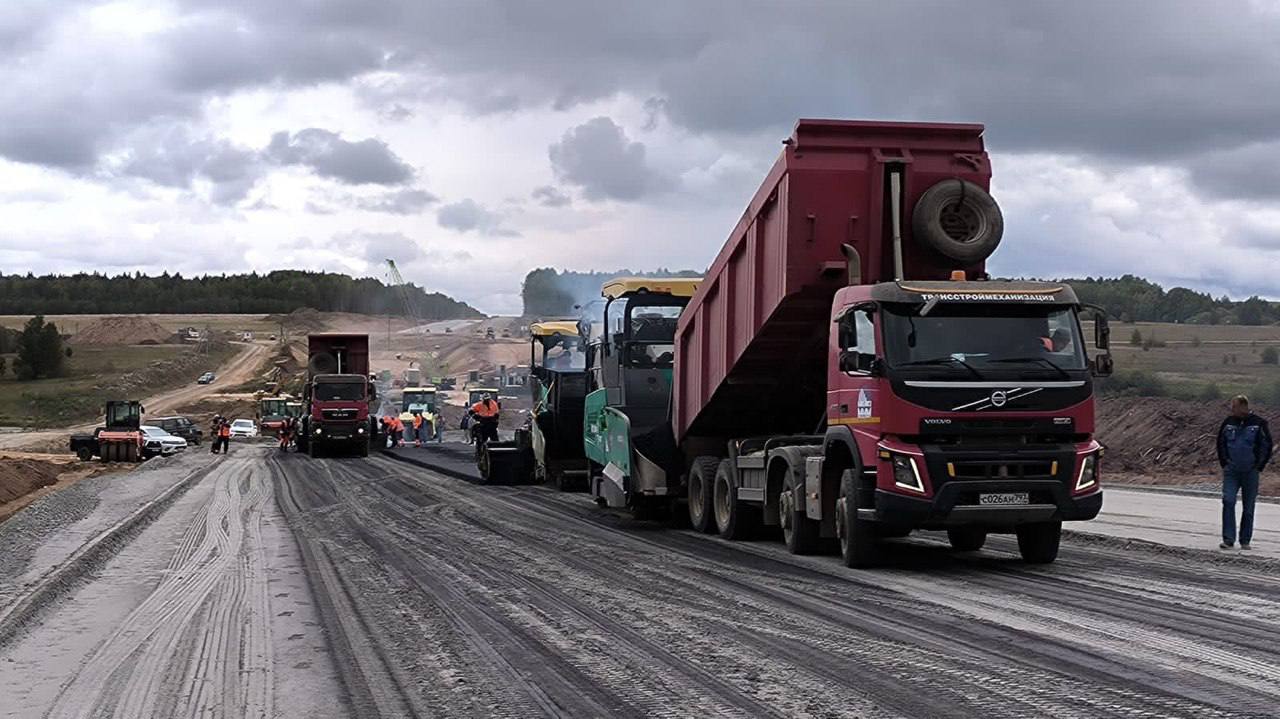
<box><xmin>1097</xmin><ymin>396</ymin><xmax>1279</xmax><ymax>491</ymax></box>
<box><xmin>70</xmin><ymin>316</ymin><xmax>176</xmax><ymax>346</ymax></box>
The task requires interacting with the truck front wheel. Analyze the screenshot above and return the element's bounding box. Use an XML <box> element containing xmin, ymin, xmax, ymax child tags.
<box><xmin>837</xmin><ymin>469</ymin><xmax>877</xmax><ymax>568</ymax></box>
<box><xmin>780</xmin><ymin>473</ymin><xmax>819</xmax><ymax>554</ymax></box>
<box><xmin>687</xmin><ymin>457</ymin><xmax>719</xmax><ymax>534</ymax></box>
<box><xmin>947</xmin><ymin>527</ymin><xmax>987</xmax><ymax>552</ymax></box>
<box><xmin>1016</xmin><ymin>521</ymin><xmax>1062</xmax><ymax>564</ymax></box>
<box><xmin>714</xmin><ymin>460</ymin><xmax>759</xmax><ymax>540</ymax></box>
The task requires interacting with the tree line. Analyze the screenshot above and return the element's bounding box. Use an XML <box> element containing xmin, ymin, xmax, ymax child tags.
<box><xmin>522</xmin><ymin>267</ymin><xmax>702</xmax><ymax>317</ymax></box>
<box><xmin>1064</xmin><ymin>275</ymin><xmax>1278</xmax><ymax>325</ymax></box>
<box><xmin>0</xmin><ymin>271</ymin><xmax>483</xmax><ymax>319</ymax></box>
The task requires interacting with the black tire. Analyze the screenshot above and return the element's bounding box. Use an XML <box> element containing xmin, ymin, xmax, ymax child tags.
<box><xmin>309</xmin><ymin>442</ymin><xmax>322</xmax><ymax>459</ymax></box>
<box><xmin>780</xmin><ymin>470</ymin><xmax>819</xmax><ymax>554</ymax></box>
<box><xmin>713</xmin><ymin>459</ymin><xmax>757</xmax><ymax>540</ymax></box>
<box><xmin>359</xmin><ymin>442</ymin><xmax>369</xmax><ymax>458</ymax></box>
<box><xmin>837</xmin><ymin>469</ymin><xmax>877</xmax><ymax>568</ymax></box>
<box><xmin>947</xmin><ymin>527</ymin><xmax>988</xmax><ymax>552</ymax></box>
<box><xmin>687</xmin><ymin>457</ymin><xmax>719</xmax><ymax>534</ymax></box>
<box><xmin>1016</xmin><ymin>521</ymin><xmax>1062</xmax><ymax>564</ymax></box>
<box><xmin>76</xmin><ymin>446</ymin><xmax>93</xmax><ymax>462</ymax></box>
<box><xmin>912</xmin><ymin>179</ymin><xmax>1003</xmax><ymax>264</ymax></box>
<box><xmin>477</xmin><ymin>447</ymin><xmax>493</xmax><ymax>485</ymax></box>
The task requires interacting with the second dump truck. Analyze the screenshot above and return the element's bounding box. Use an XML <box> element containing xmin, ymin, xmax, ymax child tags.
<box><xmin>587</xmin><ymin>119</ymin><xmax>1112</xmax><ymax>566</ymax></box>
<box><xmin>295</xmin><ymin>333</ymin><xmax>377</xmax><ymax>457</ymax></box>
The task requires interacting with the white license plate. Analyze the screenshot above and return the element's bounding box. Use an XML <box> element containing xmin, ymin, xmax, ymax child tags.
<box><xmin>979</xmin><ymin>492</ymin><xmax>1030</xmax><ymax>506</ymax></box>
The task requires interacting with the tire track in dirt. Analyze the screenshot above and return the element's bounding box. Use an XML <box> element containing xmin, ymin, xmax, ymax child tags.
<box><xmin>44</xmin><ymin>456</ymin><xmax>274</xmax><ymax>719</ymax></box>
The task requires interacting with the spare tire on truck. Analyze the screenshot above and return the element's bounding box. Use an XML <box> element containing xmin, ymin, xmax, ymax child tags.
<box><xmin>912</xmin><ymin>179</ymin><xmax>1003</xmax><ymax>264</ymax></box>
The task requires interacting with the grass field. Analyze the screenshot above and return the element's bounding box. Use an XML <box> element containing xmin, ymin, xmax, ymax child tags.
<box><xmin>0</xmin><ymin>342</ymin><xmax>238</xmax><ymax>428</ymax></box>
<box><xmin>1093</xmin><ymin>321</ymin><xmax>1280</xmax><ymax>400</ymax></box>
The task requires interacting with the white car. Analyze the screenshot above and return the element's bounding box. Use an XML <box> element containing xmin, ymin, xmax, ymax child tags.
<box><xmin>229</xmin><ymin>419</ymin><xmax>257</xmax><ymax>438</ymax></box>
<box><xmin>140</xmin><ymin>426</ymin><xmax>188</xmax><ymax>457</ymax></box>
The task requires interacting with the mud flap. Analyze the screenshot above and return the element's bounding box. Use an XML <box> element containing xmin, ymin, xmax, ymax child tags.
<box><xmin>600</xmin><ymin>462</ymin><xmax>628</xmax><ymax>508</ymax></box>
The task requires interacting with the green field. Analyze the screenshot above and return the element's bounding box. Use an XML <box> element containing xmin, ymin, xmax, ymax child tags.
<box><xmin>1093</xmin><ymin>321</ymin><xmax>1280</xmax><ymax>400</ymax></box>
<box><xmin>0</xmin><ymin>343</ymin><xmax>238</xmax><ymax>428</ymax></box>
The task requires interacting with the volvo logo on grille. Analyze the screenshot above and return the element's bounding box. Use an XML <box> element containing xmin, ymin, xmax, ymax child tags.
<box><xmin>990</xmin><ymin>391</ymin><xmax>1008</xmax><ymax>407</ymax></box>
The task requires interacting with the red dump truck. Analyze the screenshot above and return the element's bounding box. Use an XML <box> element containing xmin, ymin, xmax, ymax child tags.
<box><xmin>295</xmin><ymin>333</ymin><xmax>377</xmax><ymax>458</ymax></box>
<box><xmin>668</xmin><ymin>119</ymin><xmax>1112</xmax><ymax>566</ymax></box>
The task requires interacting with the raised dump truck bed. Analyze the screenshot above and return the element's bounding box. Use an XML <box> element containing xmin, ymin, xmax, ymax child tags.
<box><xmin>674</xmin><ymin>119</ymin><xmax>995</xmax><ymax>445</ymax></box>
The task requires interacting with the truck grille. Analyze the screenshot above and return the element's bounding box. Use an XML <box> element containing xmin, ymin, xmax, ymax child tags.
<box><xmin>921</xmin><ymin>446</ymin><xmax>1073</xmax><ymax>491</ymax></box>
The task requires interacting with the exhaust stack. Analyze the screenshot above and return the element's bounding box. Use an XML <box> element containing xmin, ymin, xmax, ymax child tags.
<box><xmin>841</xmin><ymin>244</ymin><xmax>862</xmax><ymax>286</ymax></box>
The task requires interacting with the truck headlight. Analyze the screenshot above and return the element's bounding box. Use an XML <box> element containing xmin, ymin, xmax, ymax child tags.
<box><xmin>314</xmin><ymin>428</ymin><xmax>322</xmax><ymax>435</ymax></box>
<box><xmin>1076</xmin><ymin>454</ymin><xmax>1098</xmax><ymax>492</ymax></box>
<box><xmin>891</xmin><ymin>454</ymin><xmax>925</xmax><ymax>494</ymax></box>
<box><xmin>357</xmin><ymin>426</ymin><xmax>365</xmax><ymax>434</ymax></box>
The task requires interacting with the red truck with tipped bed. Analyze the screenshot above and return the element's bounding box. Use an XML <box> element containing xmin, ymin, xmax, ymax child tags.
<box><xmin>673</xmin><ymin>119</ymin><xmax>1112</xmax><ymax>566</ymax></box>
<box><xmin>295</xmin><ymin>333</ymin><xmax>377</xmax><ymax>458</ymax></box>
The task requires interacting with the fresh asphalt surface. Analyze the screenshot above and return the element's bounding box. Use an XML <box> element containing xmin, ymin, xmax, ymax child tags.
<box><xmin>2</xmin><ymin>443</ymin><xmax>1280</xmax><ymax>718</ymax></box>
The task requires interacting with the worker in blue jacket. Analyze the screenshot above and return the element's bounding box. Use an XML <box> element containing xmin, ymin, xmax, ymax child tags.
<box><xmin>1217</xmin><ymin>395</ymin><xmax>1273</xmax><ymax>549</ymax></box>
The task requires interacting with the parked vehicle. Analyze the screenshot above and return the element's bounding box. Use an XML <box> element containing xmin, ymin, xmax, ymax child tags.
<box><xmin>294</xmin><ymin>333</ymin><xmax>376</xmax><ymax>458</ymax></box>
<box><xmin>229</xmin><ymin>419</ymin><xmax>257</xmax><ymax>438</ymax></box>
<box><xmin>69</xmin><ymin>401</ymin><xmax>146</xmax><ymax>462</ymax></box>
<box><xmin>150</xmin><ymin>415</ymin><xmax>203</xmax><ymax>446</ymax></box>
<box><xmin>197</xmin><ymin>372</ymin><xmax>215</xmax><ymax>384</ymax></box>
<box><xmin>583</xmin><ymin>119</ymin><xmax>1111</xmax><ymax>567</ymax></box>
<box><xmin>140</xmin><ymin>425</ymin><xmax>188</xmax><ymax>457</ymax></box>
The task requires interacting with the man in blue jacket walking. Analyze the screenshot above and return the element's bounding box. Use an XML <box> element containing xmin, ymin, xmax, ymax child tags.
<box><xmin>1217</xmin><ymin>395</ymin><xmax>1273</xmax><ymax>549</ymax></box>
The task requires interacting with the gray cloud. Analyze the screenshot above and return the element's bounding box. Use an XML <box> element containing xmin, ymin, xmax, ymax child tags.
<box><xmin>333</xmin><ymin>230</ymin><xmax>421</xmax><ymax>264</ymax></box>
<box><xmin>1186</xmin><ymin>142</ymin><xmax>1280</xmax><ymax>201</ymax></box>
<box><xmin>355</xmin><ymin>188</ymin><xmax>439</xmax><ymax>214</ymax></box>
<box><xmin>531</xmin><ymin>185</ymin><xmax>571</xmax><ymax>208</ymax></box>
<box><xmin>437</xmin><ymin>199</ymin><xmax>517</xmax><ymax>236</ymax></box>
<box><xmin>266</xmin><ymin>128</ymin><xmax>414</xmax><ymax>185</ymax></box>
<box><xmin>549</xmin><ymin>117</ymin><xmax>664</xmax><ymax>202</ymax></box>
<box><xmin>116</xmin><ymin>127</ymin><xmax>264</xmax><ymax>205</ymax></box>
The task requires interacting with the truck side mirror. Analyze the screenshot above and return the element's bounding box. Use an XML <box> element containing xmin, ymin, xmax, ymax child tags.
<box><xmin>1084</xmin><ymin>304</ymin><xmax>1110</xmax><ymax>350</ymax></box>
<box><xmin>840</xmin><ymin>352</ymin><xmax>881</xmax><ymax>375</ymax></box>
<box><xmin>368</xmin><ymin>382</ymin><xmax>378</xmax><ymax>401</ymax></box>
<box><xmin>1092</xmin><ymin>354</ymin><xmax>1114</xmax><ymax>377</ymax></box>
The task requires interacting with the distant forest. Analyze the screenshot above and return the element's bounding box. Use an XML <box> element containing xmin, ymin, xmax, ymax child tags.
<box><xmin>522</xmin><ymin>268</ymin><xmax>702</xmax><ymax>317</ymax></box>
<box><xmin>524</xmin><ymin>269</ymin><xmax>1279</xmax><ymax>325</ymax></box>
<box><xmin>0</xmin><ymin>271</ymin><xmax>483</xmax><ymax>319</ymax></box>
<box><xmin>1064</xmin><ymin>275</ymin><xmax>1278</xmax><ymax>325</ymax></box>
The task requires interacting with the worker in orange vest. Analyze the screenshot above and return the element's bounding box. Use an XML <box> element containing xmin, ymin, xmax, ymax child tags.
<box><xmin>411</xmin><ymin>411</ymin><xmax>425</xmax><ymax>448</ymax></box>
<box><xmin>392</xmin><ymin>416</ymin><xmax>405</xmax><ymax>447</ymax></box>
<box><xmin>468</xmin><ymin>393</ymin><xmax>500</xmax><ymax>446</ymax></box>
<box><xmin>215</xmin><ymin>419</ymin><xmax>232</xmax><ymax>455</ymax></box>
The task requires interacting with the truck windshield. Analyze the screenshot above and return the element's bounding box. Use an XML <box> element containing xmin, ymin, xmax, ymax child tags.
<box><xmin>402</xmin><ymin>391</ymin><xmax>436</xmax><ymax>411</ymax></box>
<box><xmin>314</xmin><ymin>382</ymin><xmax>367</xmax><ymax>401</ymax></box>
<box><xmin>262</xmin><ymin>400</ymin><xmax>288</xmax><ymax>416</ymax></box>
<box><xmin>881</xmin><ymin>304</ymin><xmax>1087</xmax><ymax>373</ymax></box>
<box><xmin>540</xmin><ymin>335</ymin><xmax>586</xmax><ymax>371</ymax></box>
<box><xmin>625</xmin><ymin>304</ymin><xmax>681</xmax><ymax>368</ymax></box>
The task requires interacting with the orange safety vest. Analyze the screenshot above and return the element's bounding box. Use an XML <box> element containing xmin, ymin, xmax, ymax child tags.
<box><xmin>471</xmin><ymin>400</ymin><xmax>499</xmax><ymax>419</ymax></box>
<box><xmin>412</xmin><ymin>415</ymin><xmax>424</xmax><ymax>429</ymax></box>
<box><xmin>218</xmin><ymin>424</ymin><xmax>231</xmax><ymax>438</ymax></box>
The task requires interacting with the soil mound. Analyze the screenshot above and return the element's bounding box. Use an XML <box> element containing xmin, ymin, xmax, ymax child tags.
<box><xmin>71</xmin><ymin>316</ymin><xmax>174</xmax><ymax>346</ymax></box>
<box><xmin>266</xmin><ymin>307</ymin><xmax>326</xmax><ymax>333</ymax></box>
<box><xmin>1096</xmin><ymin>396</ymin><xmax>1278</xmax><ymax>475</ymax></box>
<box><xmin>0</xmin><ymin>459</ymin><xmax>61</xmax><ymax>504</ymax></box>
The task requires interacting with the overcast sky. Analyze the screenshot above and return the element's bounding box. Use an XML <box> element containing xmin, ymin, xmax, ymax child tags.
<box><xmin>2</xmin><ymin>1</ymin><xmax>1279</xmax><ymax>314</ymax></box>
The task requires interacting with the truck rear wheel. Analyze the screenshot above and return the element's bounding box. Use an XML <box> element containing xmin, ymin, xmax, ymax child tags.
<box><xmin>947</xmin><ymin>527</ymin><xmax>988</xmax><ymax>552</ymax></box>
<box><xmin>780</xmin><ymin>472</ymin><xmax>819</xmax><ymax>554</ymax></box>
<box><xmin>1016</xmin><ymin>521</ymin><xmax>1062</xmax><ymax>564</ymax></box>
<box><xmin>714</xmin><ymin>460</ymin><xmax>758</xmax><ymax>540</ymax></box>
<box><xmin>76</xmin><ymin>446</ymin><xmax>93</xmax><ymax>462</ymax></box>
<box><xmin>309</xmin><ymin>442</ymin><xmax>322</xmax><ymax>459</ymax></box>
<box><xmin>687</xmin><ymin>457</ymin><xmax>719</xmax><ymax>534</ymax></box>
<box><xmin>837</xmin><ymin>469</ymin><xmax>877</xmax><ymax>568</ymax></box>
